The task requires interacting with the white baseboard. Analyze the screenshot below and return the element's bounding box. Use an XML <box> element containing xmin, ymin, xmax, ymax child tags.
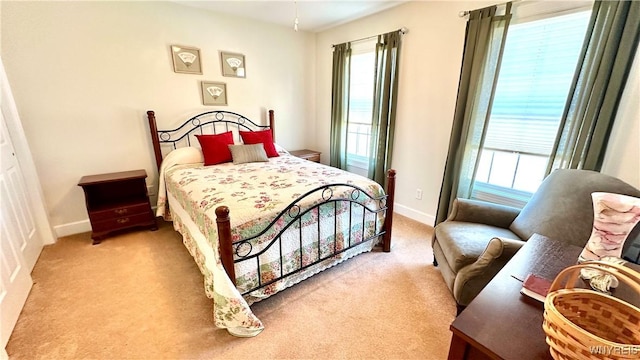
<box><xmin>394</xmin><ymin>203</ymin><xmax>435</xmax><ymax>227</ymax></box>
<box><xmin>53</xmin><ymin>219</ymin><xmax>91</xmax><ymax>238</ymax></box>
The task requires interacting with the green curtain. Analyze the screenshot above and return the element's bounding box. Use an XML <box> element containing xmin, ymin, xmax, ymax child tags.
<box><xmin>547</xmin><ymin>0</ymin><xmax>640</xmax><ymax>173</ymax></box>
<box><xmin>329</xmin><ymin>43</ymin><xmax>351</xmax><ymax>169</ymax></box>
<box><xmin>368</xmin><ymin>30</ymin><xmax>402</xmax><ymax>186</ymax></box>
<box><xmin>434</xmin><ymin>4</ymin><xmax>512</xmax><ymax>225</ymax></box>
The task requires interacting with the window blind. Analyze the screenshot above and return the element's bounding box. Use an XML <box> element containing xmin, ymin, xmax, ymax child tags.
<box><xmin>484</xmin><ymin>10</ymin><xmax>591</xmax><ymax>156</ymax></box>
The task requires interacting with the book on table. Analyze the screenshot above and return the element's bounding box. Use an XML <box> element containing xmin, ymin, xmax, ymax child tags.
<box><xmin>520</xmin><ymin>273</ymin><xmax>552</xmax><ymax>302</ymax></box>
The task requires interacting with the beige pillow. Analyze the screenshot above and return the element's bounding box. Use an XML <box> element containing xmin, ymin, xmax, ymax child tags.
<box><xmin>228</xmin><ymin>144</ymin><xmax>269</xmax><ymax>164</ymax></box>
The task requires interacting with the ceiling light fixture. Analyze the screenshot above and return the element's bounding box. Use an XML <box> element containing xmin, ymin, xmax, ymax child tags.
<box><xmin>294</xmin><ymin>0</ymin><xmax>299</xmax><ymax>32</ymax></box>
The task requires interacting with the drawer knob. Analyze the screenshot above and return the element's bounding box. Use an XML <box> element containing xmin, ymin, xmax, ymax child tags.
<box><xmin>116</xmin><ymin>218</ymin><xmax>130</xmax><ymax>224</ymax></box>
<box><xmin>114</xmin><ymin>208</ymin><xmax>128</xmax><ymax>215</ymax></box>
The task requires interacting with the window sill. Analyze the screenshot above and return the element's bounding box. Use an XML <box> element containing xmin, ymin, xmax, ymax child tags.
<box><xmin>471</xmin><ymin>182</ymin><xmax>533</xmax><ymax>209</ymax></box>
<box><xmin>347</xmin><ymin>155</ymin><xmax>369</xmax><ymax>170</ymax></box>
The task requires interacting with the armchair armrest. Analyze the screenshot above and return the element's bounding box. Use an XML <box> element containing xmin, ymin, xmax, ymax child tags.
<box><xmin>453</xmin><ymin>236</ymin><xmax>525</xmax><ymax>305</ymax></box>
<box><xmin>447</xmin><ymin>198</ymin><xmax>521</xmax><ymax>228</ymax></box>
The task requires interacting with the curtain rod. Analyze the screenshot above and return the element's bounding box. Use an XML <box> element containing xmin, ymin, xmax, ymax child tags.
<box><xmin>331</xmin><ymin>27</ymin><xmax>408</xmax><ymax>48</ymax></box>
<box><xmin>458</xmin><ymin>0</ymin><xmax>520</xmax><ymax>17</ymax></box>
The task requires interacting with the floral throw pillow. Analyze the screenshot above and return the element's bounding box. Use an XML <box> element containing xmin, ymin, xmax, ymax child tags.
<box><xmin>579</xmin><ymin>192</ymin><xmax>640</xmax><ymax>262</ymax></box>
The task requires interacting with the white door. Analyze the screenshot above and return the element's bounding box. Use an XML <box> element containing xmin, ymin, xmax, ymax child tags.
<box><xmin>1</xmin><ymin>115</ymin><xmax>42</xmax><ymax>268</ymax></box>
<box><xmin>0</xmin><ymin>58</ymin><xmax>49</xmax><ymax>350</ymax></box>
<box><xmin>0</xmin><ymin>111</ymin><xmax>38</xmax><ymax>347</ymax></box>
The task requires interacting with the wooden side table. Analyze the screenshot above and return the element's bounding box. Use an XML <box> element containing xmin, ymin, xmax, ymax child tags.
<box><xmin>289</xmin><ymin>149</ymin><xmax>321</xmax><ymax>163</ymax></box>
<box><xmin>78</xmin><ymin>169</ymin><xmax>157</xmax><ymax>244</ymax></box>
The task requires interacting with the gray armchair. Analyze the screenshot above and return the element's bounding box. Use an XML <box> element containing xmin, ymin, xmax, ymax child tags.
<box><xmin>432</xmin><ymin>169</ymin><xmax>640</xmax><ymax>309</ymax></box>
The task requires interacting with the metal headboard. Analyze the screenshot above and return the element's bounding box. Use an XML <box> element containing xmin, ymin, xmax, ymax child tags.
<box><xmin>147</xmin><ymin>109</ymin><xmax>275</xmax><ymax>170</ymax></box>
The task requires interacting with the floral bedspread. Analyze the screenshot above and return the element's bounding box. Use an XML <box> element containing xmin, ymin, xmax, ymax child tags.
<box><xmin>157</xmin><ymin>152</ymin><xmax>386</xmax><ymax>337</ymax></box>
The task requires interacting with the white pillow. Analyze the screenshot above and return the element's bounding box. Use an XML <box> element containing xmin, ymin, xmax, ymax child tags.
<box><xmin>274</xmin><ymin>143</ymin><xmax>289</xmax><ymax>155</ymax></box>
<box><xmin>162</xmin><ymin>147</ymin><xmax>204</xmax><ymax>168</ymax></box>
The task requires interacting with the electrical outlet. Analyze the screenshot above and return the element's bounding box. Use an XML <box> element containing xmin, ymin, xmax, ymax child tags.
<box><xmin>147</xmin><ymin>184</ymin><xmax>155</xmax><ymax>196</ymax></box>
<box><xmin>415</xmin><ymin>188</ymin><xmax>423</xmax><ymax>200</ymax></box>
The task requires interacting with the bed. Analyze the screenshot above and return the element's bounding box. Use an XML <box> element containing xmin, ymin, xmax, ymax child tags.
<box><xmin>147</xmin><ymin>109</ymin><xmax>396</xmax><ymax>337</ymax></box>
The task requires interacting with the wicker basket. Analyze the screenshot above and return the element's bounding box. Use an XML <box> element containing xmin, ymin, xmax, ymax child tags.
<box><xmin>543</xmin><ymin>261</ymin><xmax>640</xmax><ymax>360</ymax></box>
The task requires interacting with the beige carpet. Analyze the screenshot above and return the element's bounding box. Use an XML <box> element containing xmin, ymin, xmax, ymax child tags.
<box><xmin>6</xmin><ymin>214</ymin><xmax>456</xmax><ymax>359</ymax></box>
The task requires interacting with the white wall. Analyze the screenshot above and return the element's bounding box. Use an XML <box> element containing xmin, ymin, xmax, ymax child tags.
<box><xmin>1</xmin><ymin>1</ymin><xmax>315</xmax><ymax>236</ymax></box>
<box><xmin>316</xmin><ymin>0</ymin><xmax>640</xmax><ymax>225</ymax></box>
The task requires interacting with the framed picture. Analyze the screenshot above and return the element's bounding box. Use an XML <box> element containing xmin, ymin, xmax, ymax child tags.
<box><xmin>201</xmin><ymin>81</ymin><xmax>228</xmax><ymax>106</ymax></box>
<box><xmin>220</xmin><ymin>51</ymin><xmax>246</xmax><ymax>78</ymax></box>
<box><xmin>171</xmin><ymin>45</ymin><xmax>202</xmax><ymax>74</ymax></box>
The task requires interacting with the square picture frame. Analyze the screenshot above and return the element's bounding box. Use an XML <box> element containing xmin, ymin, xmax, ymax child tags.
<box><xmin>201</xmin><ymin>81</ymin><xmax>228</xmax><ymax>106</ymax></box>
<box><xmin>220</xmin><ymin>51</ymin><xmax>246</xmax><ymax>78</ymax></box>
<box><xmin>171</xmin><ymin>45</ymin><xmax>202</xmax><ymax>74</ymax></box>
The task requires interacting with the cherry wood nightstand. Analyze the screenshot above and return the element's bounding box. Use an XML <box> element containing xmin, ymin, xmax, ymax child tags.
<box><xmin>78</xmin><ymin>169</ymin><xmax>157</xmax><ymax>244</ymax></box>
<box><xmin>289</xmin><ymin>149</ymin><xmax>321</xmax><ymax>163</ymax></box>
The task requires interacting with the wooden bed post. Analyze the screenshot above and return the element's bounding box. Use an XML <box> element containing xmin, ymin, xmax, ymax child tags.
<box><xmin>268</xmin><ymin>110</ymin><xmax>275</xmax><ymax>141</ymax></box>
<box><xmin>382</xmin><ymin>169</ymin><xmax>396</xmax><ymax>252</ymax></box>
<box><xmin>216</xmin><ymin>206</ymin><xmax>236</xmax><ymax>284</ymax></box>
<box><xmin>147</xmin><ymin>110</ymin><xmax>163</xmax><ymax>171</ymax></box>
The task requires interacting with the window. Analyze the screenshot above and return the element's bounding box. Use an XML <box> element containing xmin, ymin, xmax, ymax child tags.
<box><xmin>346</xmin><ymin>39</ymin><xmax>377</xmax><ymax>176</ymax></box>
<box><xmin>471</xmin><ymin>8</ymin><xmax>592</xmax><ymax>208</ymax></box>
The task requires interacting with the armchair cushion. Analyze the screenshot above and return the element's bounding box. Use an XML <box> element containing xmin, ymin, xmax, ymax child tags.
<box><xmin>435</xmin><ymin>222</ymin><xmax>520</xmax><ymax>272</ymax></box>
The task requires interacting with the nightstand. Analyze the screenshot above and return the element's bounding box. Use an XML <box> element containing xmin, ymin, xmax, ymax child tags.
<box><xmin>289</xmin><ymin>149</ymin><xmax>321</xmax><ymax>163</ymax></box>
<box><xmin>78</xmin><ymin>169</ymin><xmax>157</xmax><ymax>244</ymax></box>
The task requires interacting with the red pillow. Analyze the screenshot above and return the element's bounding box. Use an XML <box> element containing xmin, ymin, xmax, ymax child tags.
<box><xmin>239</xmin><ymin>130</ymin><xmax>279</xmax><ymax>158</ymax></box>
<box><xmin>195</xmin><ymin>132</ymin><xmax>234</xmax><ymax>165</ymax></box>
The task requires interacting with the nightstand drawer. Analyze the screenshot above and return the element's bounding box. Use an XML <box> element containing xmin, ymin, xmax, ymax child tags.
<box><xmin>91</xmin><ymin>212</ymin><xmax>155</xmax><ymax>233</ymax></box>
<box><xmin>90</xmin><ymin>202</ymin><xmax>151</xmax><ymax>222</ymax></box>
<box><xmin>301</xmin><ymin>154</ymin><xmax>320</xmax><ymax>162</ymax></box>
